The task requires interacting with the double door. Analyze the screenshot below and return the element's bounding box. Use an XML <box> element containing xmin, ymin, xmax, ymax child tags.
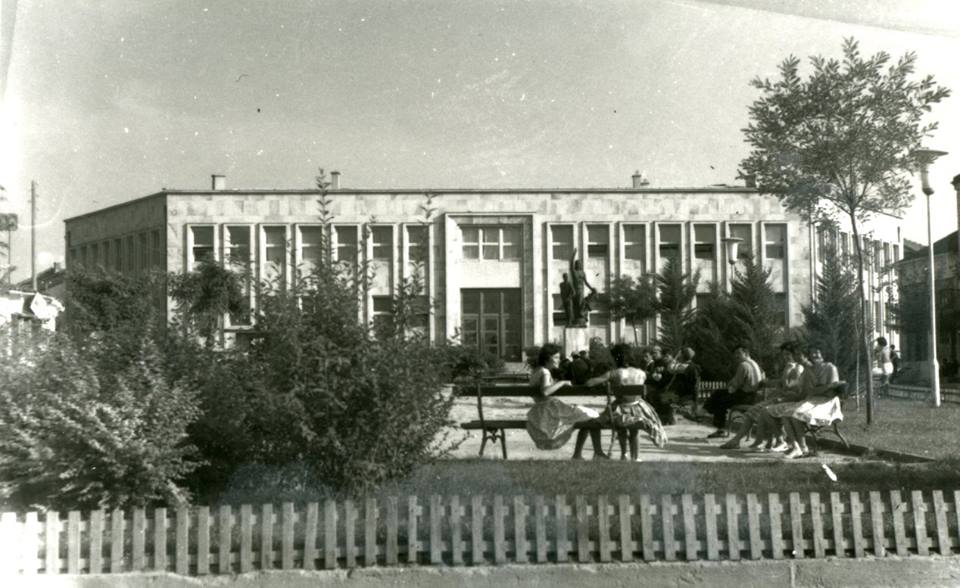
<box><xmin>460</xmin><ymin>289</ymin><xmax>522</xmax><ymax>361</ymax></box>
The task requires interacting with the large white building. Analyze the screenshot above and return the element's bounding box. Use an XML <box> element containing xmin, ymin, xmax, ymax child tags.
<box><xmin>64</xmin><ymin>173</ymin><xmax>903</xmax><ymax>360</ymax></box>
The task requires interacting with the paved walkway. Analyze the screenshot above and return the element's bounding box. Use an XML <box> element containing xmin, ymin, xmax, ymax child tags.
<box><xmin>448</xmin><ymin>396</ymin><xmax>869</xmax><ymax>464</ymax></box>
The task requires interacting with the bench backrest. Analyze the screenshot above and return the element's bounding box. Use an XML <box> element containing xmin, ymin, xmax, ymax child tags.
<box><xmin>454</xmin><ymin>384</ymin><xmax>646</xmax><ymax>398</ymax></box>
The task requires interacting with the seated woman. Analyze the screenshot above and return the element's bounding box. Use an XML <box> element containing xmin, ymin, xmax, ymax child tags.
<box><xmin>722</xmin><ymin>342</ymin><xmax>804</xmax><ymax>451</ymax></box>
<box><xmin>527</xmin><ymin>343</ymin><xmax>608</xmax><ymax>459</ymax></box>
<box><xmin>583</xmin><ymin>343</ymin><xmax>668</xmax><ymax>461</ymax></box>
<box><xmin>782</xmin><ymin>347</ymin><xmax>842</xmax><ymax>459</ymax></box>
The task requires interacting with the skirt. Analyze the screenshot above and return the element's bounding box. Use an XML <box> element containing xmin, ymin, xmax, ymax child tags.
<box><xmin>526</xmin><ymin>398</ymin><xmax>600</xmax><ymax>450</ymax></box>
<box><xmin>791</xmin><ymin>397</ymin><xmax>843</xmax><ymax>427</ymax></box>
<box><xmin>602</xmin><ymin>400</ymin><xmax>669</xmax><ymax>448</ymax></box>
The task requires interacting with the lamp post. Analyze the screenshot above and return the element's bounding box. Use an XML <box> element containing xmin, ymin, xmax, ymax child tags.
<box><xmin>911</xmin><ymin>148</ymin><xmax>948</xmax><ymax>407</ymax></box>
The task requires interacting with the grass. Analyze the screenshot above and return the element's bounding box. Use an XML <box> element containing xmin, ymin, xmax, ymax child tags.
<box><xmin>836</xmin><ymin>395</ymin><xmax>960</xmax><ymax>459</ymax></box>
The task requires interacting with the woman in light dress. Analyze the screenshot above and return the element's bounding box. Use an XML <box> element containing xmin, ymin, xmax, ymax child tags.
<box><xmin>781</xmin><ymin>347</ymin><xmax>843</xmax><ymax>459</ymax></box>
<box><xmin>584</xmin><ymin>343</ymin><xmax>668</xmax><ymax>461</ymax></box>
<box><xmin>527</xmin><ymin>343</ymin><xmax>608</xmax><ymax>458</ymax></box>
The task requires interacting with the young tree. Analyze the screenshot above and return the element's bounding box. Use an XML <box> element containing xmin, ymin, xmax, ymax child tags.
<box><xmin>598</xmin><ymin>274</ymin><xmax>658</xmax><ymax>344</ymax></box>
<box><xmin>739</xmin><ymin>38</ymin><xmax>950</xmax><ymax>424</ymax></box>
<box><xmin>655</xmin><ymin>257</ymin><xmax>699</xmax><ymax>352</ymax></box>
<box><xmin>168</xmin><ymin>259</ymin><xmax>248</xmax><ymax>347</ymax></box>
<box><xmin>802</xmin><ymin>245</ymin><xmax>861</xmax><ymax>379</ymax></box>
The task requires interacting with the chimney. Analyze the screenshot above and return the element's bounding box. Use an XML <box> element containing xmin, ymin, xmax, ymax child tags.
<box><xmin>211</xmin><ymin>174</ymin><xmax>226</xmax><ymax>190</ymax></box>
<box><xmin>330</xmin><ymin>170</ymin><xmax>341</xmax><ymax>190</ymax></box>
<box><xmin>631</xmin><ymin>170</ymin><xmax>649</xmax><ymax>188</ymax></box>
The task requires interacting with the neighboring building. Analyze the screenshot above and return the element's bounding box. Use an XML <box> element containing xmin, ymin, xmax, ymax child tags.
<box><xmin>63</xmin><ymin>173</ymin><xmax>904</xmax><ymax>361</ymax></box>
<box><xmin>897</xmin><ymin>173</ymin><xmax>960</xmax><ymax>378</ymax></box>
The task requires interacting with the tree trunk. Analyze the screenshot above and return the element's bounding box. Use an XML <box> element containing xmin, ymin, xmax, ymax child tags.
<box><xmin>850</xmin><ymin>216</ymin><xmax>875</xmax><ymax>425</ymax></box>
<box><xmin>632</xmin><ymin>322</ymin><xmax>639</xmax><ymax>345</ymax></box>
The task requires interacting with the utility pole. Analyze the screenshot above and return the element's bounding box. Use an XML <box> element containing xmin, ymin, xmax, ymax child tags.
<box><xmin>31</xmin><ymin>181</ymin><xmax>37</xmax><ymax>292</ymax></box>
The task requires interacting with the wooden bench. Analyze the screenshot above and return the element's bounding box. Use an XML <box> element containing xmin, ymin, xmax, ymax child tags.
<box><xmin>455</xmin><ymin>383</ymin><xmax>630</xmax><ymax>459</ymax></box>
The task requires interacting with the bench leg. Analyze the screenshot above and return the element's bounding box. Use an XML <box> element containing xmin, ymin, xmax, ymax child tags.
<box><xmin>833</xmin><ymin>421</ymin><xmax>850</xmax><ymax>448</ymax></box>
<box><xmin>479</xmin><ymin>430</ymin><xmax>489</xmax><ymax>457</ymax></box>
<box><xmin>479</xmin><ymin>428</ymin><xmax>509</xmax><ymax>459</ymax></box>
<box><xmin>501</xmin><ymin>429</ymin><xmax>508</xmax><ymax>460</ymax></box>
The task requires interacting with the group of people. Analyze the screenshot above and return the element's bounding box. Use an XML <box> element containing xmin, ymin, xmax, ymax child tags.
<box><xmin>524</xmin><ymin>339</ymin><xmax>848</xmax><ymax>462</ymax></box>
<box><xmin>705</xmin><ymin>342</ymin><xmax>844</xmax><ymax>459</ymax></box>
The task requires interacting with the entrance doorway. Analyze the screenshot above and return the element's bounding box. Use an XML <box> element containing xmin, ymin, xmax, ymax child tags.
<box><xmin>460</xmin><ymin>289</ymin><xmax>522</xmax><ymax>361</ymax></box>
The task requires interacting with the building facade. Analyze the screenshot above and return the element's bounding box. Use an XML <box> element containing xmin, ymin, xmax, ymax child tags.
<box><xmin>64</xmin><ymin>174</ymin><xmax>904</xmax><ymax>361</ymax></box>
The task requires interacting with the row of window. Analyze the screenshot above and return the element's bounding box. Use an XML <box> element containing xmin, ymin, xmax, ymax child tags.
<box><xmin>69</xmin><ymin>230</ymin><xmax>164</xmax><ymax>272</ymax></box>
<box><xmin>816</xmin><ymin>228</ymin><xmax>900</xmax><ymax>272</ymax></box>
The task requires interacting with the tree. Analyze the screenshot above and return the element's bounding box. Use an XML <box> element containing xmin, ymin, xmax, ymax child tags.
<box><xmin>168</xmin><ymin>259</ymin><xmax>248</xmax><ymax>347</ymax></box>
<box><xmin>655</xmin><ymin>257</ymin><xmax>698</xmax><ymax>352</ymax></box>
<box><xmin>599</xmin><ymin>274</ymin><xmax>658</xmax><ymax>344</ymax></box>
<box><xmin>802</xmin><ymin>245</ymin><xmax>861</xmax><ymax>379</ymax></box>
<box><xmin>739</xmin><ymin>37</ymin><xmax>950</xmax><ymax>424</ymax></box>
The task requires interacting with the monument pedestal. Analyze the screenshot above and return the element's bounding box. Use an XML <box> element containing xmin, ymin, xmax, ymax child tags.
<box><xmin>562</xmin><ymin>327</ymin><xmax>591</xmax><ymax>359</ymax></box>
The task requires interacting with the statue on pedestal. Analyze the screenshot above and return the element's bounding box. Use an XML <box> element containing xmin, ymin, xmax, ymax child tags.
<box><xmin>560</xmin><ymin>248</ymin><xmax>596</xmax><ymax>327</ymax></box>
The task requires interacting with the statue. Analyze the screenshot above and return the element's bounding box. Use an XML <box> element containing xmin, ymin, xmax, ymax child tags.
<box><xmin>561</xmin><ymin>248</ymin><xmax>596</xmax><ymax>327</ymax></box>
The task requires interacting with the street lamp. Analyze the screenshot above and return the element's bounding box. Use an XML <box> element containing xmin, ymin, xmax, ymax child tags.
<box><xmin>911</xmin><ymin>147</ymin><xmax>948</xmax><ymax>407</ymax></box>
<box><xmin>721</xmin><ymin>236</ymin><xmax>743</xmax><ymax>266</ymax></box>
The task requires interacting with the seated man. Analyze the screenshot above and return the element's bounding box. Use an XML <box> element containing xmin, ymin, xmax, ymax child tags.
<box><xmin>704</xmin><ymin>344</ymin><xmax>764</xmax><ymax>439</ymax></box>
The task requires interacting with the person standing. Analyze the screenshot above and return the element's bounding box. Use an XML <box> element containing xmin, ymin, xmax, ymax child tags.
<box><xmin>705</xmin><ymin>344</ymin><xmax>764</xmax><ymax>439</ymax></box>
<box><xmin>890</xmin><ymin>344</ymin><xmax>901</xmax><ymax>380</ymax></box>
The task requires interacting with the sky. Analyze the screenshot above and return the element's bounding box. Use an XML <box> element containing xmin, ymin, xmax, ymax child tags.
<box><xmin>1</xmin><ymin>0</ymin><xmax>959</xmax><ymax>282</ymax></box>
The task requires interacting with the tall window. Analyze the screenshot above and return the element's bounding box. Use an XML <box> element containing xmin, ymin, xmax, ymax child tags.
<box><xmin>406</xmin><ymin>226</ymin><xmax>428</xmax><ymax>264</ymax></box>
<box><xmin>334</xmin><ymin>226</ymin><xmax>358</xmax><ymax>266</ymax></box>
<box><xmin>729</xmin><ymin>224</ymin><xmax>753</xmax><ymax>261</ymax></box>
<box><xmin>90</xmin><ymin>243</ymin><xmax>99</xmax><ymax>267</ymax></box>
<box><xmin>263</xmin><ymin>226</ymin><xmax>287</xmax><ymax>284</ymax></box>
<box><xmin>764</xmin><ymin>224</ymin><xmax>786</xmax><ymax>259</ymax></box>
<box><xmin>552</xmin><ymin>225</ymin><xmax>574</xmax><ymax>260</ymax></box>
<box><xmin>371</xmin><ymin>226</ymin><xmax>393</xmax><ymax>261</ymax></box>
<box><xmin>694</xmin><ymin>225</ymin><xmax>716</xmax><ymax>260</ymax></box>
<box><xmin>190</xmin><ymin>226</ymin><xmax>215</xmax><ymax>268</ymax></box>
<box><xmin>623</xmin><ymin>225</ymin><xmax>646</xmax><ymax>264</ymax></box>
<box><xmin>586</xmin><ymin>225</ymin><xmax>609</xmax><ymax>258</ymax></box>
<box><xmin>125</xmin><ymin>235</ymin><xmax>135</xmax><ymax>272</ymax></box>
<box><xmin>151</xmin><ymin>230</ymin><xmax>163</xmax><ymax>269</ymax></box>
<box><xmin>113</xmin><ymin>238</ymin><xmax>123</xmax><ymax>272</ymax></box>
<box><xmin>658</xmin><ymin>224</ymin><xmax>681</xmax><ymax>265</ymax></box>
<box><xmin>774</xmin><ymin>293</ymin><xmax>787</xmax><ymax>327</ymax></box>
<box><xmin>298</xmin><ymin>226</ymin><xmax>324</xmax><ymax>275</ymax></box>
<box><xmin>138</xmin><ymin>233</ymin><xmax>149</xmax><ymax>271</ymax></box>
<box><xmin>79</xmin><ymin>245</ymin><xmax>87</xmax><ymax>268</ymax></box>
<box><xmin>225</xmin><ymin>226</ymin><xmax>252</xmax><ymax>270</ymax></box>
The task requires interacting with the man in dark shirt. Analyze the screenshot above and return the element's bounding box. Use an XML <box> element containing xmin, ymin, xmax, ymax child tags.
<box><xmin>704</xmin><ymin>344</ymin><xmax>764</xmax><ymax>438</ymax></box>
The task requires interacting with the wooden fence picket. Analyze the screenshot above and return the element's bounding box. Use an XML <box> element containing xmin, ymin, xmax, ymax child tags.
<box><xmin>886</xmin><ymin>490</ymin><xmax>903</xmax><ymax>556</ymax></box>
<box><xmin>175</xmin><ymin>507</ymin><xmax>189</xmax><ymax>574</ymax></box>
<box><xmin>196</xmin><ymin>506</ymin><xmax>210</xmax><ymax>575</ymax></box>
<box><xmin>704</xmin><ymin>494</ymin><xmax>719</xmax><ymax>561</ymax></box>
<box><xmin>746</xmin><ymin>494</ymin><xmax>762</xmax><ymax>560</ymax></box>
<box><xmin>931</xmin><ymin>491</ymin><xmax>951</xmax><ymax>556</ymax></box>
<box><xmin>1</xmin><ymin>512</ymin><xmax>19</xmax><ymax>575</ymax></box>
<box><xmin>514</xmin><ymin>496</ymin><xmax>528</xmax><ymax>563</ymax></box>
<box><xmin>681</xmin><ymin>494</ymin><xmax>697</xmax><ymax>561</ymax></box>
<box><xmin>261</xmin><ymin>504</ymin><xmax>274</xmax><ymax>571</ymax></box>
<box><xmin>662</xmin><ymin>494</ymin><xmax>676</xmax><ymax>561</ymax></box>
<box><xmin>725</xmin><ymin>494</ymin><xmax>740</xmax><ymax>561</ymax></box>
<box><xmin>343</xmin><ymin>500</ymin><xmax>357</xmax><ymax>568</ymax></box>
<box><xmin>44</xmin><ymin>511</ymin><xmax>59</xmax><ymax>575</ymax></box>
<box><xmin>829</xmin><ymin>492</ymin><xmax>845</xmax><ymax>557</ymax></box>
<box><xmin>66</xmin><ymin>511</ymin><xmax>80</xmax><ymax>575</ymax></box>
<box><xmin>450</xmin><ymin>495</ymin><xmax>463</xmax><ymax>565</ymax></box>
<box><xmin>154</xmin><ymin>507</ymin><xmax>167</xmax><ymax>571</ymax></box>
<box><xmin>617</xmin><ymin>495</ymin><xmax>633</xmax><ymax>563</ymax></box>
<box><xmin>303</xmin><ymin>502</ymin><xmax>319</xmax><ymax>570</ymax></box>
<box><xmin>954</xmin><ymin>491</ymin><xmax>960</xmax><ymax>555</ymax></box>
<box><xmin>365</xmin><ymin>498</ymin><xmax>378</xmax><ymax>567</ymax></box>
<box><xmin>597</xmin><ymin>495</ymin><xmax>611</xmax><ymax>563</ymax></box>
<box><xmin>430</xmin><ymin>495</ymin><xmax>443</xmax><ymax>565</ymax></box>
<box><xmin>385</xmin><ymin>498</ymin><xmax>398</xmax><ymax>566</ymax></box>
<box><xmin>493</xmin><ymin>495</ymin><xmax>506</xmax><ymax>564</ymax></box>
<box><xmin>89</xmin><ymin>509</ymin><xmax>104</xmax><ymax>574</ymax></box>
<box><xmin>24</xmin><ymin>512</ymin><xmax>40</xmax><ymax>575</ymax></box>
<box><xmin>238</xmin><ymin>505</ymin><xmax>251</xmax><ymax>573</ymax></box>
<box><xmin>323</xmin><ymin>499</ymin><xmax>337</xmax><ymax>569</ymax></box>
<box><xmin>639</xmin><ymin>494</ymin><xmax>653</xmax><ymax>561</ymax></box>
<box><xmin>130</xmin><ymin>509</ymin><xmax>145</xmax><ymax>572</ymax></box>
<box><xmin>911</xmin><ymin>491</ymin><xmax>930</xmax><ymax>556</ymax></box>
<box><xmin>767</xmin><ymin>493</ymin><xmax>782</xmax><ymax>560</ymax></box>
<box><xmin>809</xmin><ymin>493</ymin><xmax>825</xmax><ymax>559</ymax></box>
<box><xmin>470</xmin><ymin>495</ymin><xmax>483</xmax><ymax>565</ymax></box>
<box><xmin>575</xmin><ymin>495</ymin><xmax>589</xmax><ymax>563</ymax></box>
<box><xmin>534</xmin><ymin>496</ymin><xmax>547</xmax><ymax>563</ymax></box>
<box><xmin>849</xmin><ymin>492</ymin><xmax>865</xmax><ymax>558</ymax></box>
<box><xmin>788</xmin><ymin>492</ymin><xmax>804</xmax><ymax>559</ymax></box>
<box><xmin>406</xmin><ymin>496</ymin><xmax>418</xmax><ymax>565</ymax></box>
<box><xmin>555</xmin><ymin>495</ymin><xmax>569</xmax><ymax>563</ymax></box>
<box><xmin>281</xmin><ymin>502</ymin><xmax>295</xmax><ymax>570</ymax></box>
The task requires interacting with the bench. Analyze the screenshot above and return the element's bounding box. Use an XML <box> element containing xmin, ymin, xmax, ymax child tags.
<box><xmin>455</xmin><ymin>382</ymin><xmax>631</xmax><ymax>459</ymax></box>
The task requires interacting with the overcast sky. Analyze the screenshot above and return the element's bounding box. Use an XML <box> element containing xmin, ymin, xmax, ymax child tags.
<box><xmin>1</xmin><ymin>0</ymin><xmax>959</xmax><ymax>281</ymax></box>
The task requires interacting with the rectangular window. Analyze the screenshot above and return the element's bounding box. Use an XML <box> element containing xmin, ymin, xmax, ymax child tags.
<box><xmin>481</xmin><ymin>227</ymin><xmax>499</xmax><ymax>260</ymax></box>
<box><xmin>113</xmin><ymin>238</ymin><xmax>122</xmax><ymax>272</ymax></box>
<box><xmin>462</xmin><ymin>227</ymin><xmax>479</xmax><ymax>259</ymax></box>
<box><xmin>694</xmin><ymin>225</ymin><xmax>716</xmax><ymax>260</ymax></box>
<box><xmin>840</xmin><ymin>232</ymin><xmax>850</xmax><ymax>258</ymax></box>
<box><xmin>371</xmin><ymin>226</ymin><xmax>393</xmax><ymax>261</ymax></box>
<box><xmin>190</xmin><ymin>226</ymin><xmax>215</xmax><ymax>268</ymax></box>
<box><xmin>883</xmin><ymin>243</ymin><xmax>891</xmax><ymax>269</ymax></box>
<box><xmin>334</xmin><ymin>226</ymin><xmax>358</xmax><ymax>266</ymax></box>
<box><xmin>501</xmin><ymin>226</ymin><xmax>521</xmax><ymax>260</ymax></box>
<box><xmin>226</xmin><ymin>226</ymin><xmax>252</xmax><ymax>270</ymax></box>
<box><xmin>874</xmin><ymin>300</ymin><xmax>883</xmax><ymax>334</ymax></box>
<box><xmin>774</xmin><ymin>293</ymin><xmax>787</xmax><ymax>327</ymax></box>
<box><xmin>69</xmin><ymin>248</ymin><xmax>77</xmax><ymax>269</ymax></box>
<box><xmin>587</xmin><ymin>224</ymin><xmax>609</xmax><ymax>258</ymax></box>
<box><xmin>893</xmin><ymin>244</ymin><xmax>900</xmax><ymax>262</ymax></box>
<box><xmin>125</xmin><ymin>235</ymin><xmax>135</xmax><ymax>271</ymax></box>
<box><xmin>552</xmin><ymin>225</ymin><xmax>574</xmax><ymax>261</ymax></box>
<box><xmin>151</xmin><ymin>230</ymin><xmax>163</xmax><ymax>268</ymax></box>
<box><xmin>263</xmin><ymin>226</ymin><xmax>287</xmax><ymax>284</ymax></box>
<box><xmin>623</xmin><ymin>225</ymin><xmax>646</xmax><ymax>262</ymax></box>
<box><xmin>658</xmin><ymin>224</ymin><xmax>682</xmax><ymax>264</ymax></box>
<box><xmin>298</xmin><ymin>226</ymin><xmax>323</xmax><ymax>274</ymax></box>
<box><xmin>729</xmin><ymin>224</ymin><xmax>753</xmax><ymax>261</ymax></box>
<box><xmin>695</xmin><ymin>293</ymin><xmax>713</xmax><ymax>310</ymax></box>
<box><xmin>407</xmin><ymin>226</ymin><xmax>428</xmax><ymax>264</ymax></box>
<box><xmin>80</xmin><ymin>245</ymin><xmax>88</xmax><ymax>268</ymax></box>
<box><xmin>764</xmin><ymin>224</ymin><xmax>786</xmax><ymax>259</ymax></box>
<box><xmin>138</xmin><ymin>233</ymin><xmax>149</xmax><ymax>271</ymax></box>
<box><xmin>372</xmin><ymin>295</ymin><xmax>393</xmax><ymax>335</ymax></box>
<box><xmin>90</xmin><ymin>243</ymin><xmax>100</xmax><ymax>267</ymax></box>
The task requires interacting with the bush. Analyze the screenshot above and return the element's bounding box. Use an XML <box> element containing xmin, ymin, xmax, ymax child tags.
<box><xmin>0</xmin><ymin>334</ymin><xmax>201</xmax><ymax>511</ymax></box>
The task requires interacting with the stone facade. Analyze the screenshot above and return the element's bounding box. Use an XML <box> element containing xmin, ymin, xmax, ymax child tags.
<box><xmin>64</xmin><ymin>183</ymin><xmax>904</xmax><ymax>360</ymax></box>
